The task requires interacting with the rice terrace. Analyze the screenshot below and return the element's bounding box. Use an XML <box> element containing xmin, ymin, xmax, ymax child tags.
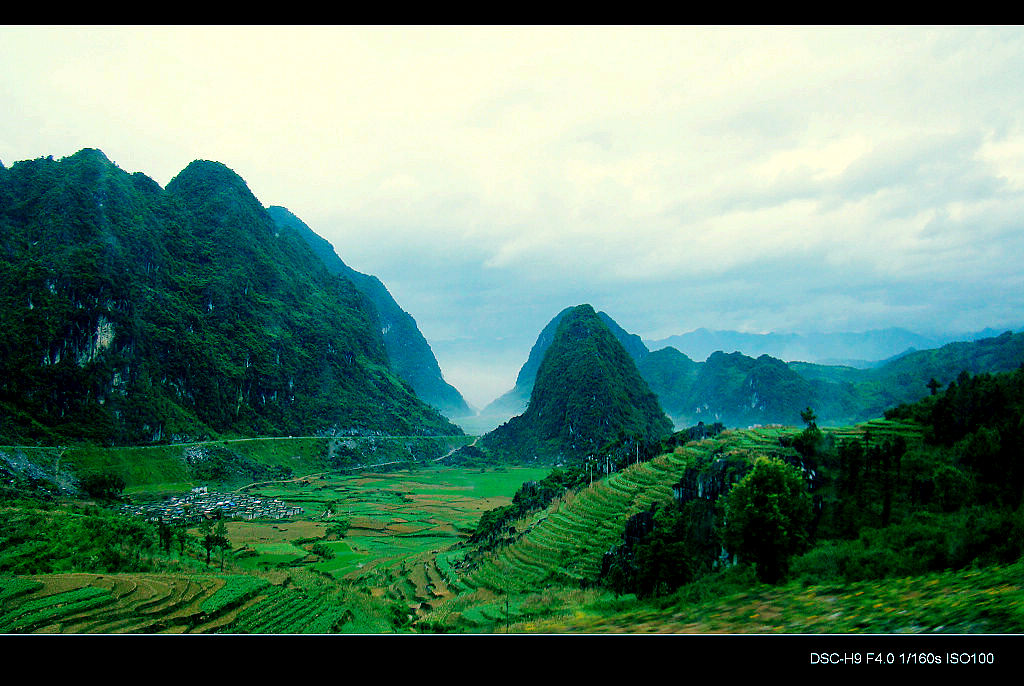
<box><xmin>4</xmin><ymin>416</ymin><xmax>1024</xmax><ymax>636</ymax></box>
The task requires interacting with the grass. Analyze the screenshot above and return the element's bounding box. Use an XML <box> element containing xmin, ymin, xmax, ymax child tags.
<box><xmin>512</xmin><ymin>560</ymin><xmax>1024</xmax><ymax>634</ymax></box>
<box><xmin>9</xmin><ymin>422</ymin><xmax>1019</xmax><ymax>635</ymax></box>
<box><xmin>200</xmin><ymin>575</ymin><xmax>270</xmax><ymax>614</ymax></box>
<box><xmin>0</xmin><ymin>585</ymin><xmax>113</xmax><ymax>632</ymax></box>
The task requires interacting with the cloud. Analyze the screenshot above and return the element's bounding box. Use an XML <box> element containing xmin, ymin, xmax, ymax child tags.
<box><xmin>4</xmin><ymin>26</ymin><xmax>1024</xmax><ymax>404</ymax></box>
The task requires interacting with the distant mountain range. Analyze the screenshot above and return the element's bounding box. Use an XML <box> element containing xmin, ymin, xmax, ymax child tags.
<box><xmin>478</xmin><ymin>305</ymin><xmax>1024</xmax><ymax>435</ymax></box>
<box><xmin>645</xmin><ymin>326</ymin><xmax>1021</xmax><ymax>367</ymax></box>
<box><xmin>4</xmin><ymin>148</ymin><xmax>1022</xmax><ymax>450</ymax></box>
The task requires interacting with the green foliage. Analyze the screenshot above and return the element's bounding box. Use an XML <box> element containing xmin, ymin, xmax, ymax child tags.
<box><xmin>0</xmin><ymin>500</ymin><xmax>176</xmax><ymax>574</ymax></box>
<box><xmin>200</xmin><ymin>575</ymin><xmax>270</xmax><ymax>614</ymax></box>
<box><xmin>482</xmin><ymin>305</ymin><xmax>673</xmax><ymax>462</ymax></box>
<box><xmin>887</xmin><ymin>365</ymin><xmax>1024</xmax><ymax>506</ymax></box>
<box><xmin>791</xmin><ymin>507</ymin><xmax>1024</xmax><ymax>585</ymax></box>
<box><xmin>327</xmin><ymin>518</ymin><xmax>350</xmax><ymax>539</ymax></box>
<box><xmin>723</xmin><ymin>456</ymin><xmax>813</xmax><ymax>583</ymax></box>
<box><xmin>0</xmin><ymin>150</ymin><xmax>461</xmax><ymax>446</ymax></box>
<box><xmin>79</xmin><ymin>471</ymin><xmax>126</xmax><ymax>501</ymax></box>
<box><xmin>630</xmin><ymin>500</ymin><xmax>719</xmax><ymax>598</ymax></box>
<box><xmin>309</xmin><ymin>542</ymin><xmax>335</xmax><ymax>560</ymax></box>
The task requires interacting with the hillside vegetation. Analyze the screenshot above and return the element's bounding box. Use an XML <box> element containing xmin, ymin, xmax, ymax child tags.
<box><xmin>1</xmin><ymin>364</ymin><xmax>1023</xmax><ymax>634</ymax></box>
<box><xmin>266</xmin><ymin>205</ymin><xmax>472</xmax><ymax>419</ymax></box>
<box><xmin>480</xmin><ymin>305</ymin><xmax>673</xmax><ymax>462</ymax></box>
<box><xmin>0</xmin><ymin>150</ymin><xmax>460</xmax><ymax>446</ymax></box>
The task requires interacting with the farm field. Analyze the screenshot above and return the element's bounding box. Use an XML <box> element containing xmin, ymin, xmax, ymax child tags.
<box><xmin>0</xmin><ymin>460</ymin><xmax>550</xmax><ymax>633</ymax></box>
<box><xmin>225</xmin><ymin>465</ymin><xmax>549</xmax><ymax>583</ymax></box>
<box><xmin>2</xmin><ymin>417</ymin><xmax>1021</xmax><ymax>637</ymax></box>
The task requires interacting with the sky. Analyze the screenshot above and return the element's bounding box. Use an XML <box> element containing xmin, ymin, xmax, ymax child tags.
<box><xmin>3</xmin><ymin>25</ymin><xmax>1024</xmax><ymax>409</ymax></box>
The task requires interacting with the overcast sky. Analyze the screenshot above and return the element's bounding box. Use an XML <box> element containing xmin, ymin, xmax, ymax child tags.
<box><xmin>3</xmin><ymin>25</ymin><xmax>1024</xmax><ymax>408</ymax></box>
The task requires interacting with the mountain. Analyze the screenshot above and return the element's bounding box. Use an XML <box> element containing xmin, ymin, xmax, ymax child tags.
<box><xmin>655</xmin><ymin>330</ymin><xmax>1024</xmax><ymax>429</ymax></box>
<box><xmin>265</xmin><ymin>206</ymin><xmax>472</xmax><ymax>419</ymax></box>
<box><xmin>790</xmin><ymin>330</ymin><xmax>1024</xmax><ymax>422</ymax></box>
<box><xmin>634</xmin><ymin>346</ymin><xmax>700</xmax><ymax>419</ymax></box>
<box><xmin>645</xmin><ymin>326</ymin><xmax>1015</xmax><ymax>365</ymax></box>
<box><xmin>476</xmin><ymin>300</ymin><xmax>1024</xmax><ymax>433</ymax></box>
<box><xmin>480</xmin><ymin>305</ymin><xmax>673</xmax><ymax>462</ymax></box>
<box><xmin>482</xmin><ymin>306</ymin><xmax>651</xmax><ymax>421</ymax></box>
<box><xmin>0</xmin><ymin>149</ymin><xmax>461</xmax><ymax>445</ymax></box>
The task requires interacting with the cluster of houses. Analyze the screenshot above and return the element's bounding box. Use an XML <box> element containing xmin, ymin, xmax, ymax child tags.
<box><xmin>120</xmin><ymin>486</ymin><xmax>304</xmax><ymax>524</ymax></box>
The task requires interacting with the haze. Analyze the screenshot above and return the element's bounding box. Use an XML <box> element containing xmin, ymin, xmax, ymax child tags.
<box><xmin>3</xmin><ymin>25</ymin><xmax>1023</xmax><ymax>409</ymax></box>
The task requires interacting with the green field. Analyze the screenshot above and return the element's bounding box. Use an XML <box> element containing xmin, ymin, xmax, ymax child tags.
<box><xmin>2</xmin><ymin>412</ymin><xmax>1022</xmax><ymax>635</ymax></box>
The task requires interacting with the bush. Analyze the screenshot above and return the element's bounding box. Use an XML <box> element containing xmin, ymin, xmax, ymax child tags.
<box><xmin>791</xmin><ymin>507</ymin><xmax>1024</xmax><ymax>585</ymax></box>
<box><xmin>723</xmin><ymin>457</ymin><xmax>812</xmax><ymax>584</ymax></box>
<box><xmin>80</xmin><ymin>472</ymin><xmax>126</xmax><ymax>501</ymax></box>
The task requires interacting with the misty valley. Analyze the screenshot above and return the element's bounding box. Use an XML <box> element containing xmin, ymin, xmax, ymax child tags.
<box><xmin>2</xmin><ymin>149</ymin><xmax>1024</xmax><ymax>637</ymax></box>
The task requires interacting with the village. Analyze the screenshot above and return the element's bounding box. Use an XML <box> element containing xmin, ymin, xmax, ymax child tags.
<box><xmin>119</xmin><ymin>486</ymin><xmax>304</xmax><ymax>524</ymax></box>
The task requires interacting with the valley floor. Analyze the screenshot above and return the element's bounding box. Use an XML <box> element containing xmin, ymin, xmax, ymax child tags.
<box><xmin>2</xmin><ymin>420</ymin><xmax>1023</xmax><ymax>640</ymax></box>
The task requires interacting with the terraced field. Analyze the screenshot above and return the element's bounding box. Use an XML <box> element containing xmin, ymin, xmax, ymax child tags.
<box><xmin>424</xmin><ymin>419</ymin><xmax>935</xmax><ymax>631</ymax></box>
<box><xmin>455</xmin><ymin>445</ymin><xmax>703</xmax><ymax>593</ymax></box>
<box><xmin>0</xmin><ymin>573</ymin><xmax>268</xmax><ymax>633</ymax></box>
<box><xmin>824</xmin><ymin>418</ymin><xmax>926</xmax><ymax>446</ymax></box>
<box><xmin>0</xmin><ymin>421</ymin><xmax>948</xmax><ymax>634</ymax></box>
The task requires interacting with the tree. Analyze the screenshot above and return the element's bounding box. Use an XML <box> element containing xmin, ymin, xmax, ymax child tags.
<box><xmin>81</xmin><ymin>471</ymin><xmax>127</xmax><ymax>501</ymax></box>
<box><xmin>213</xmin><ymin>519</ymin><xmax>229</xmax><ymax>570</ymax></box>
<box><xmin>800</xmin><ymin>407</ymin><xmax>817</xmax><ymax>427</ymax></box>
<box><xmin>172</xmin><ymin>524</ymin><xmax>189</xmax><ymax>556</ymax></box>
<box><xmin>322</xmin><ymin>500</ymin><xmax>337</xmax><ymax>520</ymax></box>
<box><xmin>157</xmin><ymin>517</ymin><xmax>173</xmax><ymax>553</ymax></box>
<box><xmin>200</xmin><ymin>519</ymin><xmax>215</xmax><ymax>566</ymax></box>
<box><xmin>927</xmin><ymin>377</ymin><xmax>942</xmax><ymax>396</ymax></box>
<box><xmin>793</xmin><ymin>407</ymin><xmax>824</xmax><ymax>461</ymax></box>
<box><xmin>200</xmin><ymin>515</ymin><xmax>229</xmax><ymax>568</ymax></box>
<box><xmin>309</xmin><ymin>541</ymin><xmax>335</xmax><ymax>560</ymax></box>
<box><xmin>328</xmin><ymin>517</ymin><xmax>350</xmax><ymax>539</ymax></box>
<box><xmin>723</xmin><ymin>456</ymin><xmax>812</xmax><ymax>584</ymax></box>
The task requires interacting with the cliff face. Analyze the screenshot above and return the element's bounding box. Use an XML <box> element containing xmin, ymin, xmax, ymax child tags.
<box><xmin>266</xmin><ymin>206</ymin><xmax>472</xmax><ymax>419</ymax></box>
<box><xmin>0</xmin><ymin>149</ymin><xmax>461</xmax><ymax>445</ymax></box>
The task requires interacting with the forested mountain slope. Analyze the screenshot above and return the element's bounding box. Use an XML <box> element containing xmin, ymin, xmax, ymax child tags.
<box><xmin>480</xmin><ymin>305</ymin><xmax>673</xmax><ymax>462</ymax></box>
<box><xmin>266</xmin><ymin>205</ymin><xmax>471</xmax><ymax>419</ymax></box>
<box><xmin>0</xmin><ymin>149</ymin><xmax>460</xmax><ymax>445</ymax></box>
<box><xmin>482</xmin><ymin>306</ymin><xmax>651</xmax><ymax>419</ymax></box>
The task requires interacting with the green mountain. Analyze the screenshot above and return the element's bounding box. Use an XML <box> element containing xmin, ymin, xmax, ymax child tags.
<box><xmin>634</xmin><ymin>346</ymin><xmax>700</xmax><ymax>419</ymax></box>
<box><xmin>477</xmin><ymin>299</ymin><xmax>1024</xmax><ymax>433</ymax></box>
<box><xmin>482</xmin><ymin>306</ymin><xmax>651</xmax><ymax>419</ymax></box>
<box><xmin>0</xmin><ymin>149</ymin><xmax>460</xmax><ymax>445</ymax></box>
<box><xmin>265</xmin><ymin>206</ymin><xmax>471</xmax><ymax>419</ymax></box>
<box><xmin>790</xmin><ymin>330</ymin><xmax>1024</xmax><ymax>423</ymax></box>
<box><xmin>480</xmin><ymin>304</ymin><xmax>673</xmax><ymax>462</ymax></box>
<box><xmin>645</xmin><ymin>326</ymin><xmax>1017</xmax><ymax>366</ymax></box>
<box><xmin>653</xmin><ymin>331</ymin><xmax>1024</xmax><ymax>429</ymax></box>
